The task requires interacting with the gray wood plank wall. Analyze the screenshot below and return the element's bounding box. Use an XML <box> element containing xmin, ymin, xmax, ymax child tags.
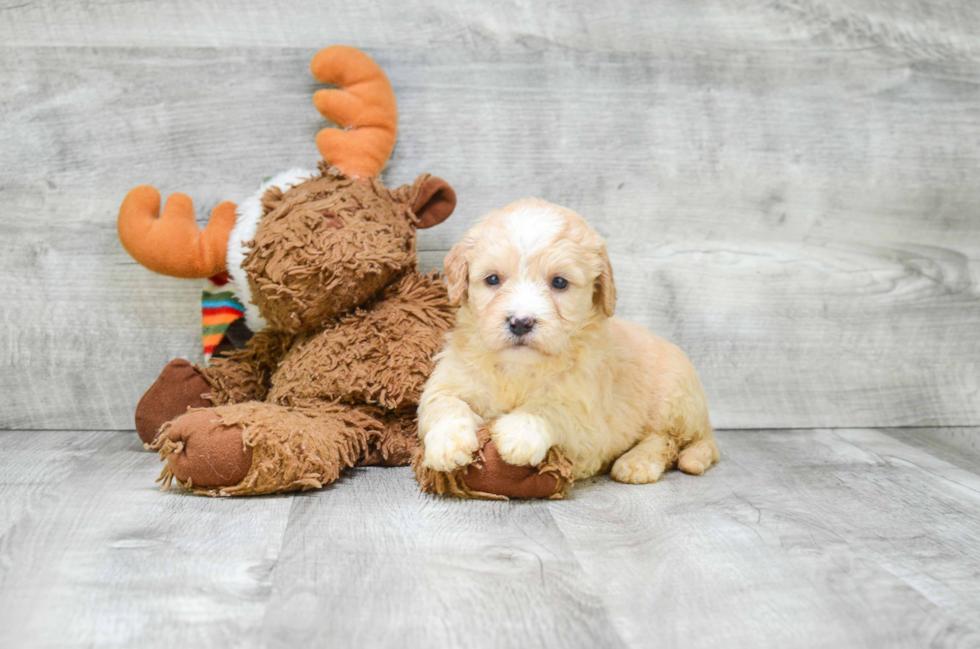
<box><xmin>2</xmin><ymin>1</ymin><xmax>978</xmax><ymax>430</ymax></box>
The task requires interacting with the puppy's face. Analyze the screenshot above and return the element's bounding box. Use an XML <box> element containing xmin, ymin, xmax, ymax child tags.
<box><xmin>444</xmin><ymin>199</ymin><xmax>616</xmax><ymax>364</ymax></box>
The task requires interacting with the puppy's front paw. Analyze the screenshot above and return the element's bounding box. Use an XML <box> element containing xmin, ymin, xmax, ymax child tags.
<box><xmin>422</xmin><ymin>418</ymin><xmax>480</xmax><ymax>472</ymax></box>
<box><xmin>491</xmin><ymin>413</ymin><xmax>552</xmax><ymax>466</ymax></box>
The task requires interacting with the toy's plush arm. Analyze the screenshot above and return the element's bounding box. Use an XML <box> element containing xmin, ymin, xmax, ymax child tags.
<box><xmin>198</xmin><ymin>328</ymin><xmax>295</xmax><ymax>405</ymax></box>
<box><xmin>264</xmin><ymin>272</ymin><xmax>455</xmax><ymax>409</ymax></box>
<box><xmin>134</xmin><ymin>328</ymin><xmax>292</xmax><ymax>445</ymax></box>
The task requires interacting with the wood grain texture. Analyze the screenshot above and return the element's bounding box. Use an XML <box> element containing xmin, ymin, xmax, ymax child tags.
<box><xmin>552</xmin><ymin>428</ymin><xmax>980</xmax><ymax>648</ymax></box>
<box><xmin>880</xmin><ymin>426</ymin><xmax>980</xmax><ymax>475</ymax></box>
<box><xmin>1</xmin><ymin>2</ymin><xmax>979</xmax><ymax>430</ymax></box>
<box><xmin>1</xmin><ymin>428</ymin><xmax>979</xmax><ymax>647</ymax></box>
<box><xmin>1</xmin><ymin>0</ymin><xmax>978</xmax><ymax>58</ymax></box>
<box><xmin>0</xmin><ymin>431</ymin><xmax>294</xmax><ymax>648</ymax></box>
<box><xmin>261</xmin><ymin>471</ymin><xmax>620</xmax><ymax>648</ymax></box>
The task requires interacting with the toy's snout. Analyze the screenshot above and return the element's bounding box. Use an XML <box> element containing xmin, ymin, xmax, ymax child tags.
<box><xmin>241</xmin><ymin>173</ymin><xmax>418</xmax><ymax>334</ymax></box>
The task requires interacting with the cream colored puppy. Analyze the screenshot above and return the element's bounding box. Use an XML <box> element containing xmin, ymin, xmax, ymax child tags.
<box><xmin>418</xmin><ymin>199</ymin><xmax>718</xmax><ymax>484</ymax></box>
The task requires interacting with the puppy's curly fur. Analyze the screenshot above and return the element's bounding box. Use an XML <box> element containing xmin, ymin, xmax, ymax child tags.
<box><xmin>419</xmin><ymin>199</ymin><xmax>718</xmax><ymax>484</ymax></box>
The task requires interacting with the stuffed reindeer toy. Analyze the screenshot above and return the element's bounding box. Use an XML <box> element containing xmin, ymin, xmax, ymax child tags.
<box><xmin>119</xmin><ymin>46</ymin><xmax>572</xmax><ymax>498</ymax></box>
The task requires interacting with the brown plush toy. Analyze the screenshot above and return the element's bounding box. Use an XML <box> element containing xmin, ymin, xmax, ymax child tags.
<box><xmin>119</xmin><ymin>46</ymin><xmax>571</xmax><ymax>498</ymax></box>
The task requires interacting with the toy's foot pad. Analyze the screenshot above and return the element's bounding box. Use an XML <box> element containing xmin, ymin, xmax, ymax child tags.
<box><xmin>463</xmin><ymin>439</ymin><xmax>562</xmax><ymax>498</ymax></box>
<box><xmin>158</xmin><ymin>410</ymin><xmax>252</xmax><ymax>489</ymax></box>
<box><xmin>135</xmin><ymin>359</ymin><xmax>212</xmax><ymax>445</ymax></box>
<box><xmin>413</xmin><ymin>426</ymin><xmax>574</xmax><ymax>500</ymax></box>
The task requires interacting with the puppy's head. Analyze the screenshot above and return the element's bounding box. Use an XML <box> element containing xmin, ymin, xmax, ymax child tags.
<box><xmin>444</xmin><ymin>199</ymin><xmax>615</xmax><ymax>364</ymax></box>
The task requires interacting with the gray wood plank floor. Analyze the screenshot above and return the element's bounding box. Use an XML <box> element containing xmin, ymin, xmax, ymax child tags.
<box><xmin>1</xmin><ymin>428</ymin><xmax>979</xmax><ymax>648</ymax></box>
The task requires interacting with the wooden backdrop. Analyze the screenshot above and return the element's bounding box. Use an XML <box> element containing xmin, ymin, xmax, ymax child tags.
<box><xmin>2</xmin><ymin>0</ymin><xmax>978</xmax><ymax>432</ymax></box>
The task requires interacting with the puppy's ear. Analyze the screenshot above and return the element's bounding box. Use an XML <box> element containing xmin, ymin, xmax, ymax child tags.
<box><xmin>443</xmin><ymin>241</ymin><xmax>469</xmax><ymax>306</ymax></box>
<box><xmin>594</xmin><ymin>245</ymin><xmax>616</xmax><ymax>317</ymax></box>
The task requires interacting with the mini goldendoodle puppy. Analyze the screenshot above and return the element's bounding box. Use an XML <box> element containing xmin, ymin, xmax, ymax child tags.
<box><xmin>418</xmin><ymin>199</ymin><xmax>718</xmax><ymax>484</ymax></box>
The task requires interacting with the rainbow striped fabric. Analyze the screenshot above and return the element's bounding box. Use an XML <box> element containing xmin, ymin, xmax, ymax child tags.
<box><xmin>202</xmin><ymin>272</ymin><xmax>247</xmax><ymax>361</ymax></box>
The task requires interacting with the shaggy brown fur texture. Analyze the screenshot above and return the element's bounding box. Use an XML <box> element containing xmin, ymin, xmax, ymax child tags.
<box><xmin>266</xmin><ymin>272</ymin><xmax>455</xmax><ymax>410</ymax></box>
<box><xmin>245</xmin><ymin>166</ymin><xmax>424</xmax><ymax>335</ymax></box>
<box><xmin>198</xmin><ymin>330</ymin><xmax>294</xmax><ymax>405</ymax></box>
<box><xmin>155</xmin><ymin>400</ymin><xmax>384</xmax><ymax>496</ymax></box>
<box><xmin>145</xmin><ymin>167</ymin><xmax>481</xmax><ymax>497</ymax></box>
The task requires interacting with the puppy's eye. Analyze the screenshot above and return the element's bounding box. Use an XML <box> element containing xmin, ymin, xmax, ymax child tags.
<box><xmin>551</xmin><ymin>276</ymin><xmax>569</xmax><ymax>290</ymax></box>
<box><xmin>485</xmin><ymin>274</ymin><xmax>500</xmax><ymax>286</ymax></box>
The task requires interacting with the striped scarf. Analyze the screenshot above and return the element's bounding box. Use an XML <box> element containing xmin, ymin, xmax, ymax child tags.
<box><xmin>202</xmin><ymin>273</ymin><xmax>247</xmax><ymax>362</ymax></box>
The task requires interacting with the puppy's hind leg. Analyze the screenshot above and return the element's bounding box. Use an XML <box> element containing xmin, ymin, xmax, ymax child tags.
<box><xmin>677</xmin><ymin>438</ymin><xmax>719</xmax><ymax>475</ymax></box>
<box><xmin>611</xmin><ymin>432</ymin><xmax>679</xmax><ymax>484</ymax></box>
<box><xmin>668</xmin><ymin>384</ymin><xmax>718</xmax><ymax>476</ymax></box>
<box><xmin>614</xmin><ymin>351</ymin><xmax>719</xmax><ymax>483</ymax></box>
<box><xmin>660</xmin><ymin>359</ymin><xmax>719</xmax><ymax>477</ymax></box>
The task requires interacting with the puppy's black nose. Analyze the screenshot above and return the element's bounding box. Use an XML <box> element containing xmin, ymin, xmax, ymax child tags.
<box><xmin>508</xmin><ymin>315</ymin><xmax>535</xmax><ymax>337</ymax></box>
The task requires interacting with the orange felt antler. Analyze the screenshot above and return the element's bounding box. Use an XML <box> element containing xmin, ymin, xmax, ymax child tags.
<box><xmin>310</xmin><ymin>45</ymin><xmax>398</xmax><ymax>179</ymax></box>
<box><xmin>118</xmin><ymin>185</ymin><xmax>236</xmax><ymax>278</ymax></box>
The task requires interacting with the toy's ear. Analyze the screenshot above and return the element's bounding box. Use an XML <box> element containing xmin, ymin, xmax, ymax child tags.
<box><xmin>412</xmin><ymin>176</ymin><xmax>456</xmax><ymax>229</ymax></box>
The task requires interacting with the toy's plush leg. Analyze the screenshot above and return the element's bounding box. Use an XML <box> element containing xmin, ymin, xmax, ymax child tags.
<box><xmin>412</xmin><ymin>423</ymin><xmax>574</xmax><ymax>500</ymax></box>
<box><xmin>153</xmin><ymin>401</ymin><xmax>383</xmax><ymax>496</ymax></box>
<box><xmin>134</xmin><ymin>359</ymin><xmax>212</xmax><ymax>445</ymax></box>
<box><xmin>134</xmin><ymin>331</ymin><xmax>294</xmax><ymax>446</ymax></box>
<box><xmin>357</xmin><ymin>407</ymin><xmax>419</xmax><ymax>468</ymax></box>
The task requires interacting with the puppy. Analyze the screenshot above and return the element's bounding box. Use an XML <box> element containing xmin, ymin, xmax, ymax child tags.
<box><xmin>419</xmin><ymin>199</ymin><xmax>718</xmax><ymax>484</ymax></box>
